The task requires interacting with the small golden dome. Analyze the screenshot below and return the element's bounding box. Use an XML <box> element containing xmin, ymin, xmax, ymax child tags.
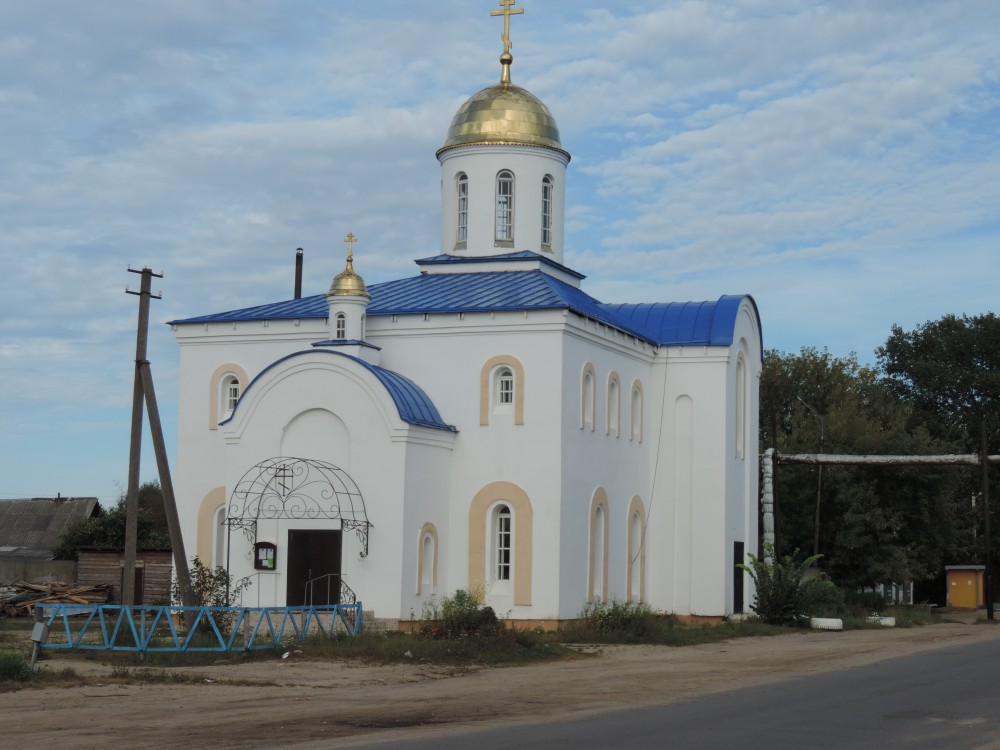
<box><xmin>436</xmin><ymin>79</ymin><xmax>567</xmax><ymax>158</ymax></box>
<box><xmin>327</xmin><ymin>232</ymin><xmax>369</xmax><ymax>298</ymax></box>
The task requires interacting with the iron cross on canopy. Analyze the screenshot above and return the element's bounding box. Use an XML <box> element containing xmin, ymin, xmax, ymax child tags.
<box><xmin>344</xmin><ymin>231</ymin><xmax>356</xmax><ymax>262</ymax></box>
<box><xmin>491</xmin><ymin>0</ymin><xmax>523</xmax><ymax>56</ymax></box>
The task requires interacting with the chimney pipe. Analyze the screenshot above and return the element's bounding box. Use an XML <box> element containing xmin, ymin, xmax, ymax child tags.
<box><xmin>294</xmin><ymin>248</ymin><xmax>303</xmax><ymax>299</ymax></box>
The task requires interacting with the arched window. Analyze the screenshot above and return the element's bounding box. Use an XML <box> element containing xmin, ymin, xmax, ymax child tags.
<box><xmin>587</xmin><ymin>488</ymin><xmax>611</xmax><ymax>603</ymax></box>
<box><xmin>222</xmin><ymin>375</ymin><xmax>240</xmax><ymax>416</ymax></box>
<box><xmin>735</xmin><ymin>355</ymin><xmax>747</xmax><ymax>459</ymax></box>
<box><xmin>496</xmin><ymin>367</ymin><xmax>514</xmax><ymax>407</ymax></box>
<box><xmin>630</xmin><ymin>381</ymin><xmax>643</xmax><ymax>443</ymax></box>
<box><xmin>212</xmin><ymin>505</ymin><xmax>227</xmax><ymax>569</ymax></box>
<box><xmin>480</xmin><ymin>355</ymin><xmax>525</xmax><ymax>425</ymax></box>
<box><xmin>607</xmin><ymin>373</ymin><xmax>621</xmax><ymax>437</ymax></box>
<box><xmin>335</xmin><ymin>312</ymin><xmax>346</xmax><ymax>340</ymax></box>
<box><xmin>360</xmin><ymin>314</ymin><xmax>366</xmax><ymax>340</ymax></box>
<box><xmin>456</xmin><ymin>172</ymin><xmax>469</xmax><ymax>246</ymax></box>
<box><xmin>627</xmin><ymin>496</ymin><xmax>646</xmax><ymax>602</ymax></box>
<box><xmin>495</xmin><ymin>169</ymin><xmax>514</xmax><ymax>243</ymax></box>
<box><xmin>581</xmin><ymin>363</ymin><xmax>596</xmax><ymax>431</ymax></box>
<box><xmin>493</xmin><ymin>504</ymin><xmax>512</xmax><ymax>588</ymax></box>
<box><xmin>541</xmin><ymin>175</ymin><xmax>553</xmax><ymax>248</ymax></box>
<box><xmin>417</xmin><ymin>524</ymin><xmax>438</xmax><ymax>596</ymax></box>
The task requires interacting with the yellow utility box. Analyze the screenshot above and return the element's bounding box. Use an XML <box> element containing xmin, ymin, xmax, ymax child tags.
<box><xmin>945</xmin><ymin>565</ymin><xmax>986</xmax><ymax>609</ymax></box>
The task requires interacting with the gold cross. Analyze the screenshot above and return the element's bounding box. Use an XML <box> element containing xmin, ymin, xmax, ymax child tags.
<box><xmin>344</xmin><ymin>231</ymin><xmax>356</xmax><ymax>262</ymax></box>
<box><xmin>491</xmin><ymin>0</ymin><xmax>523</xmax><ymax>56</ymax></box>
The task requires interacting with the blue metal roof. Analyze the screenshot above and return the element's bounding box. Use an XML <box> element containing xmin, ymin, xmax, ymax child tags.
<box><xmin>602</xmin><ymin>296</ymin><xmax>762</xmax><ymax>352</ymax></box>
<box><xmin>223</xmin><ymin>350</ymin><xmax>455</xmax><ymax>432</ymax></box>
<box><xmin>172</xmin><ymin>269</ymin><xmax>757</xmax><ymax>352</ymax></box>
<box><xmin>414</xmin><ymin>251</ymin><xmax>586</xmax><ymax>279</ymax></box>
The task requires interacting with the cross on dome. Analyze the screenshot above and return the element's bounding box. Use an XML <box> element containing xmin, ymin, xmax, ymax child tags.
<box><xmin>491</xmin><ymin>0</ymin><xmax>523</xmax><ymax>57</ymax></box>
<box><xmin>344</xmin><ymin>231</ymin><xmax>357</xmax><ymax>263</ymax></box>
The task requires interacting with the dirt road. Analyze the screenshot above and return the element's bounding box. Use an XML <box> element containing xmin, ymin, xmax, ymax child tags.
<box><xmin>5</xmin><ymin>616</ymin><xmax>996</xmax><ymax>748</ymax></box>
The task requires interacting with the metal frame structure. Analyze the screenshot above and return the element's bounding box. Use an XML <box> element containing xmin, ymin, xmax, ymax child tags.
<box><xmin>40</xmin><ymin>603</ymin><xmax>363</xmax><ymax>653</ymax></box>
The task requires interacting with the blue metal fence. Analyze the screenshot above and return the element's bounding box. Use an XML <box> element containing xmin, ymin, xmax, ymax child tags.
<box><xmin>40</xmin><ymin>603</ymin><xmax>363</xmax><ymax>653</ymax></box>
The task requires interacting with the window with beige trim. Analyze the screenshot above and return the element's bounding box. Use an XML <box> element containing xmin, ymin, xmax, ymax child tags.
<box><xmin>581</xmin><ymin>363</ymin><xmax>596</xmax><ymax>431</ymax></box>
<box><xmin>480</xmin><ymin>355</ymin><xmax>525</xmax><ymax>425</ymax></box>
<box><xmin>468</xmin><ymin>482</ymin><xmax>533</xmax><ymax>606</ymax></box>
<box><xmin>629</xmin><ymin>380</ymin><xmax>643</xmax><ymax>442</ymax></box>
<box><xmin>589</xmin><ymin>489</ymin><xmax>609</xmax><ymax>603</ymax></box>
<box><xmin>212</xmin><ymin>505</ymin><xmax>227</xmax><ymax>569</ymax></box>
<box><xmin>627</xmin><ymin>496</ymin><xmax>646</xmax><ymax>602</ymax></box>
<box><xmin>607</xmin><ymin>373</ymin><xmax>621</xmax><ymax>437</ymax></box>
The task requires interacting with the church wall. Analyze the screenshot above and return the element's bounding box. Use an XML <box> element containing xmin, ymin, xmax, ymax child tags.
<box><xmin>369</xmin><ymin>311</ymin><xmax>569</xmax><ymax>620</ymax></box>
<box><xmin>557</xmin><ymin>319</ymin><xmax>656</xmax><ymax>618</ymax></box>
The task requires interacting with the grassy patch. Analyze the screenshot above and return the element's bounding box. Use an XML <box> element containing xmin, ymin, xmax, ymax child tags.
<box><xmin>559</xmin><ymin>600</ymin><xmax>785</xmax><ymax>644</ymax></box>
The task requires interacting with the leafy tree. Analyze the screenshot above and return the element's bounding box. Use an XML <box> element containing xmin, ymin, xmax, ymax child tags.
<box><xmin>878</xmin><ymin>313</ymin><xmax>1000</xmax><ymax>594</ymax></box>
<box><xmin>760</xmin><ymin>348</ymin><xmax>972</xmax><ymax>588</ymax></box>
<box><xmin>53</xmin><ymin>495</ymin><xmax>171</xmax><ymax>561</ymax></box>
<box><xmin>739</xmin><ymin>544</ymin><xmax>825</xmax><ymax>625</ymax></box>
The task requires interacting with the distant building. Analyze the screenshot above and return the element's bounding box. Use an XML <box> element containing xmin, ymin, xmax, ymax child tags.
<box><xmin>170</xmin><ymin>6</ymin><xmax>761</xmax><ymax>623</ymax></box>
<box><xmin>0</xmin><ymin>496</ymin><xmax>98</xmax><ymax>561</ymax></box>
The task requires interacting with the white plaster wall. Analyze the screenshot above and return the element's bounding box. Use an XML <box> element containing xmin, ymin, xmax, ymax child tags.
<box><xmin>438</xmin><ymin>145</ymin><xmax>569</xmax><ymax>262</ymax></box>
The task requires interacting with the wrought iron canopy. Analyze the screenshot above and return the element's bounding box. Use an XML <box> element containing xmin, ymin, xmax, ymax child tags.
<box><xmin>227</xmin><ymin>457</ymin><xmax>371</xmax><ymax>556</ymax></box>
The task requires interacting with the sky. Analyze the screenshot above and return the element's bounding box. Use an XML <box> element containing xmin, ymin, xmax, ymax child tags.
<box><xmin>1</xmin><ymin>0</ymin><xmax>998</xmax><ymax>505</ymax></box>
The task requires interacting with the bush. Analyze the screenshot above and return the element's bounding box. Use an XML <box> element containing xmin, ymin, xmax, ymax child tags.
<box><xmin>422</xmin><ymin>587</ymin><xmax>502</xmax><ymax>638</ymax></box>
<box><xmin>739</xmin><ymin>544</ymin><xmax>825</xmax><ymax>625</ymax></box>
<box><xmin>0</xmin><ymin>652</ymin><xmax>31</xmax><ymax>682</ymax></box>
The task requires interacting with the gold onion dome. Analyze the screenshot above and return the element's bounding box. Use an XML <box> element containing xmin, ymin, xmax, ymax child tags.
<box><xmin>328</xmin><ymin>233</ymin><xmax>369</xmax><ymax>298</ymax></box>
<box><xmin>437</xmin><ymin>57</ymin><xmax>567</xmax><ymax>158</ymax></box>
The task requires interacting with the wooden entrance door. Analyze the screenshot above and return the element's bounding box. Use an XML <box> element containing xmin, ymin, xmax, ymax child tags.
<box><xmin>285</xmin><ymin>529</ymin><xmax>342</xmax><ymax>606</ymax></box>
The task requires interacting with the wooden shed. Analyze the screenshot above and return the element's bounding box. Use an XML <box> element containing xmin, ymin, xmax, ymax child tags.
<box><xmin>77</xmin><ymin>549</ymin><xmax>173</xmax><ymax>605</ymax></box>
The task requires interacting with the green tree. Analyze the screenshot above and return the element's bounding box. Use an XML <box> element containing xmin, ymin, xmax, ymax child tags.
<box><xmin>760</xmin><ymin>348</ymin><xmax>971</xmax><ymax>588</ymax></box>
<box><xmin>53</xmin><ymin>493</ymin><xmax>172</xmax><ymax>561</ymax></box>
<box><xmin>878</xmin><ymin>313</ymin><xmax>1000</xmax><ymax>586</ymax></box>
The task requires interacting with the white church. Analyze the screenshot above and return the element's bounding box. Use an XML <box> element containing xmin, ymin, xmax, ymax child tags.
<box><xmin>170</xmin><ymin>3</ymin><xmax>762</xmax><ymax>625</ymax></box>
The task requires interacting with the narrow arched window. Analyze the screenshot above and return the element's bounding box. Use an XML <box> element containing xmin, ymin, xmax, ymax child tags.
<box><xmin>335</xmin><ymin>312</ymin><xmax>346</xmax><ymax>340</ymax></box>
<box><xmin>494</xmin><ymin>504</ymin><xmax>512</xmax><ymax>583</ymax></box>
<box><xmin>630</xmin><ymin>511</ymin><xmax>643</xmax><ymax>601</ymax></box>
<box><xmin>592</xmin><ymin>505</ymin><xmax>605</xmax><ymax>601</ymax></box>
<box><xmin>496</xmin><ymin>367</ymin><xmax>514</xmax><ymax>407</ymax></box>
<box><xmin>581</xmin><ymin>364</ymin><xmax>596</xmax><ymax>431</ymax></box>
<box><xmin>421</xmin><ymin>533</ymin><xmax>434</xmax><ymax>592</ymax></box>
<box><xmin>212</xmin><ymin>505</ymin><xmax>227</xmax><ymax>569</ymax></box>
<box><xmin>495</xmin><ymin>170</ymin><xmax>514</xmax><ymax>243</ymax></box>
<box><xmin>541</xmin><ymin>175</ymin><xmax>553</xmax><ymax>247</ymax></box>
<box><xmin>630</xmin><ymin>382</ymin><xmax>643</xmax><ymax>442</ymax></box>
<box><xmin>360</xmin><ymin>314</ymin><xmax>366</xmax><ymax>340</ymax></box>
<box><xmin>222</xmin><ymin>375</ymin><xmax>240</xmax><ymax>417</ymax></box>
<box><xmin>456</xmin><ymin>173</ymin><xmax>468</xmax><ymax>245</ymax></box>
<box><xmin>608</xmin><ymin>376</ymin><xmax>620</xmax><ymax>437</ymax></box>
<box><xmin>735</xmin><ymin>355</ymin><xmax>747</xmax><ymax>459</ymax></box>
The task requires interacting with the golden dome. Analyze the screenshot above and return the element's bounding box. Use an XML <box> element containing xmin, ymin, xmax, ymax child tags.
<box><xmin>327</xmin><ymin>233</ymin><xmax>370</xmax><ymax>298</ymax></box>
<box><xmin>437</xmin><ymin>78</ymin><xmax>567</xmax><ymax>159</ymax></box>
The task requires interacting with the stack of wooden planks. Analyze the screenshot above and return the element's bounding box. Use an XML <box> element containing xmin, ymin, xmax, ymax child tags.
<box><xmin>0</xmin><ymin>580</ymin><xmax>111</xmax><ymax>616</ymax></box>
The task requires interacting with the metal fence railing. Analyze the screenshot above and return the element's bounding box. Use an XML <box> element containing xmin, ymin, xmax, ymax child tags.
<box><xmin>38</xmin><ymin>602</ymin><xmax>363</xmax><ymax>653</ymax></box>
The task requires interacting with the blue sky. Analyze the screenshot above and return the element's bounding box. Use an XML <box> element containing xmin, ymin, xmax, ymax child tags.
<box><xmin>1</xmin><ymin>0</ymin><xmax>998</xmax><ymax>504</ymax></box>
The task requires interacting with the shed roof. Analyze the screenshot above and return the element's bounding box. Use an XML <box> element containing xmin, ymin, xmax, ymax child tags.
<box><xmin>0</xmin><ymin>497</ymin><xmax>99</xmax><ymax>558</ymax></box>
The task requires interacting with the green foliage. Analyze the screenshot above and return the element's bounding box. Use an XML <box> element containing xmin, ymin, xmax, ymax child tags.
<box><xmin>172</xmin><ymin>556</ymin><xmax>250</xmax><ymax>608</ymax></box>
<box><xmin>53</xmin><ymin>488</ymin><xmax>172</xmax><ymax>561</ymax></box>
<box><xmin>739</xmin><ymin>544</ymin><xmax>824</xmax><ymax>625</ymax></box>
<box><xmin>576</xmin><ymin>599</ymin><xmax>655</xmax><ymax>640</ymax></box>
<box><xmin>760</xmin><ymin>347</ymin><xmax>975</xmax><ymax>588</ymax></box>
<box><xmin>0</xmin><ymin>652</ymin><xmax>31</xmax><ymax>682</ymax></box>
<box><xmin>421</xmin><ymin>587</ymin><xmax>502</xmax><ymax>638</ymax></box>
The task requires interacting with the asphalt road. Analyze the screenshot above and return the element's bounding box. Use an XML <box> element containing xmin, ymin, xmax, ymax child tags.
<box><xmin>365</xmin><ymin>636</ymin><xmax>1000</xmax><ymax>749</ymax></box>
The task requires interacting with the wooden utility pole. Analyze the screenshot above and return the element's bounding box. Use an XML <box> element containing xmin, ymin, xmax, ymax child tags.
<box><xmin>125</xmin><ymin>268</ymin><xmax>195</xmax><ymax>612</ymax></box>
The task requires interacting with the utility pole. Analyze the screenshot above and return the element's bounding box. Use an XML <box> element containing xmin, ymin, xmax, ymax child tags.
<box><xmin>125</xmin><ymin>268</ymin><xmax>195</xmax><ymax>614</ymax></box>
<box><xmin>982</xmin><ymin>418</ymin><xmax>993</xmax><ymax>621</ymax></box>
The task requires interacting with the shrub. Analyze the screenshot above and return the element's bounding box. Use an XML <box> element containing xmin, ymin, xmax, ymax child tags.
<box><xmin>572</xmin><ymin>599</ymin><xmax>656</xmax><ymax>641</ymax></box>
<box><xmin>739</xmin><ymin>544</ymin><xmax>824</xmax><ymax>625</ymax></box>
<box><xmin>0</xmin><ymin>652</ymin><xmax>31</xmax><ymax>682</ymax></box>
<box><xmin>423</xmin><ymin>587</ymin><xmax>502</xmax><ymax>638</ymax></box>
